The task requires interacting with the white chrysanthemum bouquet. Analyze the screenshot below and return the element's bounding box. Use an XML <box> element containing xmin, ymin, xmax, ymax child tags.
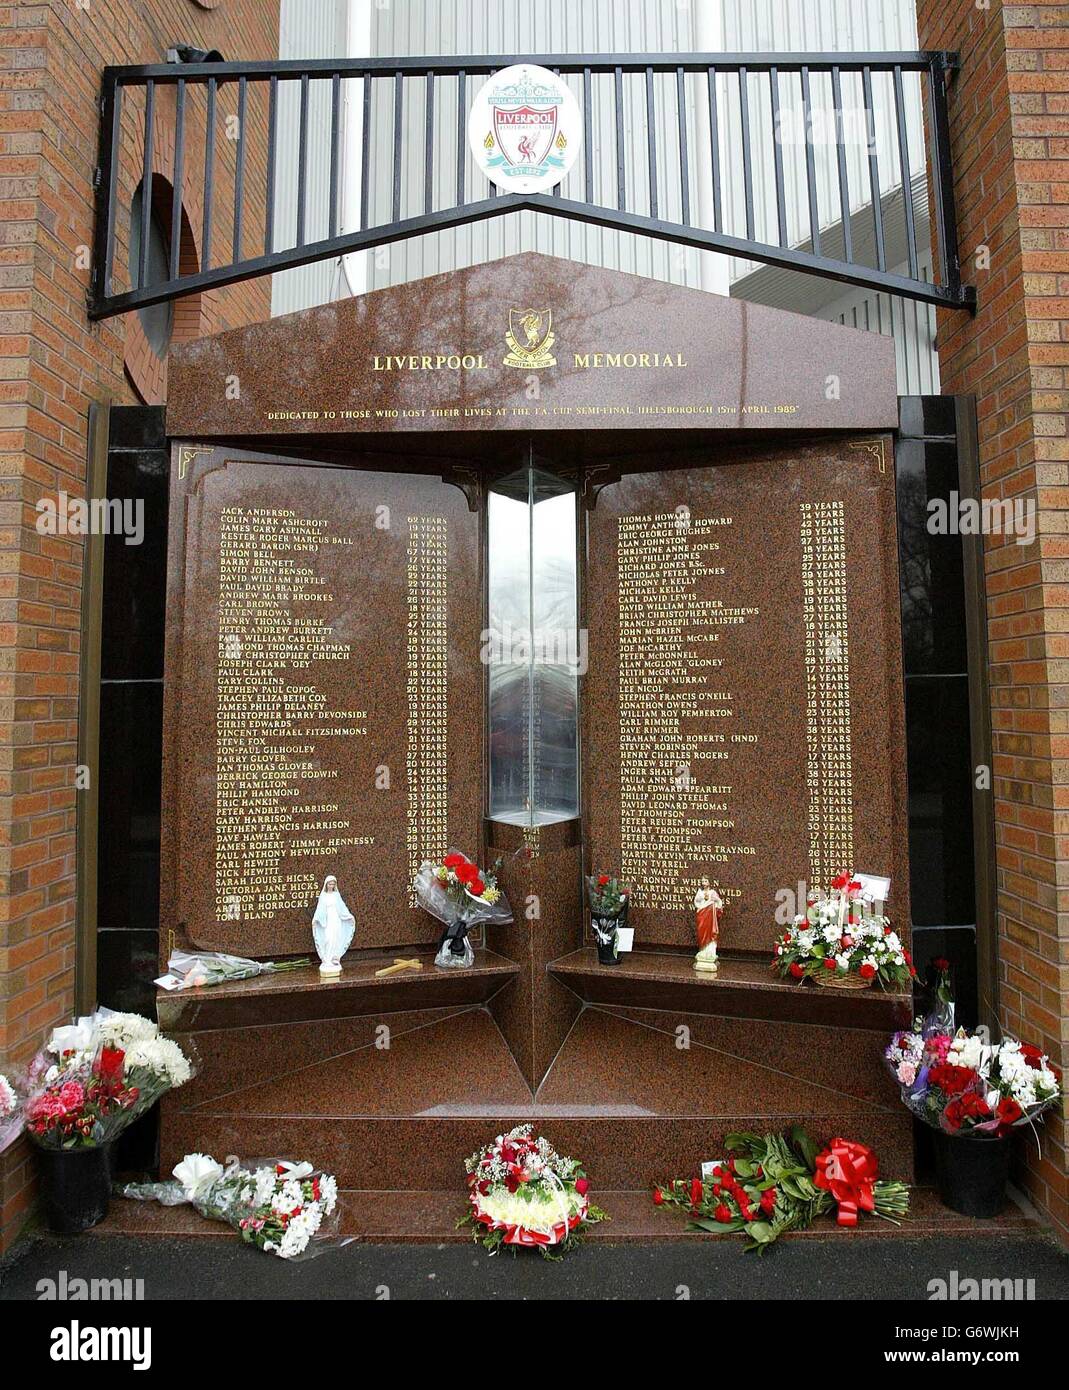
<box><xmin>121</xmin><ymin>1153</ymin><xmax>341</xmax><ymax>1260</ymax></box>
<box><xmin>23</xmin><ymin>1009</ymin><xmax>195</xmax><ymax>1150</ymax></box>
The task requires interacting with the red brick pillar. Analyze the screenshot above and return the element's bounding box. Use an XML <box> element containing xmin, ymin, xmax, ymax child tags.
<box><xmin>0</xmin><ymin>1</ymin><xmax>278</xmax><ymax>1255</ymax></box>
<box><xmin>916</xmin><ymin>0</ymin><xmax>1069</xmax><ymax>1238</ymax></box>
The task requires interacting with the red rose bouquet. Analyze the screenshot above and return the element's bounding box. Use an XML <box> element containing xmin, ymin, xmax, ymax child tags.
<box><xmin>654</xmin><ymin>1127</ymin><xmax>909</xmax><ymax>1252</ymax></box>
<box><xmin>460</xmin><ymin>1124</ymin><xmax>608</xmax><ymax>1259</ymax></box>
<box><xmin>414</xmin><ymin>848</ymin><xmax>512</xmax><ymax>969</ymax></box>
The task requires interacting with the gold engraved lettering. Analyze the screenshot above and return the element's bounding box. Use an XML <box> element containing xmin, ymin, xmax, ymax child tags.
<box><xmin>406</xmin><ymin>516</ymin><xmax>449</xmax><ymax>905</ymax></box>
<box><xmin>617</xmin><ymin>512</ymin><xmax>757</xmax><ymax>910</ymax></box>
<box><xmin>799</xmin><ymin>500</ymin><xmax>854</xmax><ymax>884</ymax></box>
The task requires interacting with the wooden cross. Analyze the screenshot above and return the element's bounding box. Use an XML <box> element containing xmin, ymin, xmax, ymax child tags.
<box><xmin>374</xmin><ymin>957</ymin><xmax>423</xmax><ymax>978</ymax></box>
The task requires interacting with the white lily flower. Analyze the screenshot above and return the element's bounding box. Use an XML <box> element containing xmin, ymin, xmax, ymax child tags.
<box><xmin>173</xmin><ymin>1152</ymin><xmax>224</xmax><ymax>1201</ymax></box>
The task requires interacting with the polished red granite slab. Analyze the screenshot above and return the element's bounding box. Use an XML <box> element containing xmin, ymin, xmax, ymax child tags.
<box><xmin>92</xmin><ymin>1186</ymin><xmax>1044</xmax><ymax>1245</ymax></box>
<box><xmin>167</xmin><ymin>253</ymin><xmax>899</xmax><ymax>440</ymax></box>
<box><xmin>550</xmin><ymin>948</ymin><xmax>912</xmax><ymax>1030</ymax></box>
<box><xmin>158</xmin><ymin>950</ymin><xmax>520</xmax><ymax>1032</ymax></box>
<box><xmin>181</xmin><ymin>1007</ymin><xmax>532</xmax><ymax>1118</ymax></box>
<box><xmin>161</xmin><ymin>1005</ymin><xmax>914</xmax><ymax>1188</ymax></box>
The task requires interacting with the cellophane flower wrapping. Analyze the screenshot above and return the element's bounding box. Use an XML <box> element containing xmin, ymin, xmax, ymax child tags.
<box><xmin>157</xmin><ymin>951</ymin><xmax>312</xmax><ymax>991</ymax></box>
<box><xmin>0</xmin><ymin>1068</ymin><xmax>24</xmax><ymax>1153</ymax></box>
<box><xmin>415</xmin><ymin>849</ymin><xmax>513</xmax><ymax>967</ymax></box>
<box><xmin>414</xmin><ymin>850</ymin><xmax>513</xmax><ymax>929</ymax></box>
<box><xmin>885</xmin><ymin>1020</ymin><xmax>1062</xmax><ymax>1137</ymax></box>
<box><xmin>120</xmin><ymin>1154</ymin><xmax>342</xmax><ymax>1260</ymax></box>
<box><xmin>23</xmin><ymin>1009</ymin><xmax>197</xmax><ymax>1150</ymax></box>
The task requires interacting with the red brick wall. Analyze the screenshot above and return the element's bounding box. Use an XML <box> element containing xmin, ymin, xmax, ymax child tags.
<box><xmin>916</xmin><ymin>0</ymin><xmax>1069</xmax><ymax>1240</ymax></box>
<box><xmin>0</xmin><ymin>0</ymin><xmax>278</xmax><ymax>1253</ymax></box>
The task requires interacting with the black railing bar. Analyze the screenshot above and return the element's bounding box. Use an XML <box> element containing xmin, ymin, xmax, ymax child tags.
<box><xmin>359</xmin><ymin>70</ymin><xmax>371</xmax><ymax>232</ymax></box>
<box><xmin>456</xmin><ymin>70</ymin><xmax>466</xmax><ymax>206</ymax></box>
<box><xmin>424</xmin><ymin>71</ymin><xmax>435</xmax><ymax>215</ymax></box>
<box><xmin>232</xmin><ymin>76</ymin><xmax>248</xmax><ymax>263</ymax></box>
<box><xmin>927</xmin><ymin>58</ymin><xmax>961</xmax><ymax>293</ymax></box>
<box><xmin>769</xmin><ymin>66</ymin><xmax>787</xmax><ymax>247</ymax></box>
<box><xmin>201</xmin><ymin>78</ymin><xmax>215</xmax><ymax>270</ymax></box>
<box><xmin>614</xmin><ymin>66</ymin><xmax>625</xmax><ymax>210</ymax></box>
<box><xmin>739</xmin><ymin>66</ymin><xmax>755</xmax><ymax>242</ymax></box>
<box><xmin>329</xmin><ymin>73</ymin><xmax>341</xmax><ymax>240</ymax></box>
<box><xmin>861</xmin><ymin>66</ymin><xmax>886</xmax><ymax>273</ymax></box>
<box><xmin>264</xmin><ymin>75</ymin><xmax>278</xmax><ymax>255</ymax></box>
<box><xmin>800</xmin><ymin>66</ymin><xmax>821</xmax><ymax>258</ymax></box>
<box><xmin>92</xmin><ymin>73</ymin><xmax>121</xmax><ymax>299</ymax></box>
<box><xmin>392</xmin><ymin>71</ymin><xmax>404</xmax><ymax>223</ymax></box>
<box><xmin>90</xmin><ymin>194</ymin><xmax>976</xmax><ymax>321</ymax></box>
<box><xmin>830</xmin><ymin>66</ymin><xmax>852</xmax><ymax>264</ymax></box>
<box><xmin>296</xmin><ymin>73</ymin><xmax>310</xmax><ymax>247</ymax></box>
<box><xmin>137</xmin><ymin>79</ymin><xmax>155</xmax><ymax>289</ymax></box>
<box><xmin>707</xmin><ymin>67</ymin><xmax>722</xmax><ymax>234</ymax></box>
<box><xmin>583</xmin><ymin>67</ymin><xmax>593</xmax><ymax>206</ymax></box>
<box><xmin>105</xmin><ymin>52</ymin><xmax>948</xmax><ymax>84</ymax></box>
<box><xmin>550</xmin><ymin>67</ymin><xmax>563</xmax><ymax>197</ymax></box>
<box><xmin>646</xmin><ymin>67</ymin><xmax>658</xmax><ymax>219</ymax></box>
<box><xmin>168</xmin><ymin>79</ymin><xmax>185</xmax><ymax>281</ymax></box>
<box><xmin>94</xmin><ymin>195</ymin><xmax>530</xmax><ymax>316</ymax></box>
<box><xmin>676</xmin><ymin>66</ymin><xmax>690</xmax><ymax>226</ymax></box>
<box><xmin>893</xmin><ymin>65</ymin><xmax>919</xmax><ymax>282</ymax></box>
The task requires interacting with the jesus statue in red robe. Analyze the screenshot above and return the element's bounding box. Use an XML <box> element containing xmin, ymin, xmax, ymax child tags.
<box><xmin>694</xmin><ymin>877</ymin><xmax>723</xmax><ymax>973</ymax></box>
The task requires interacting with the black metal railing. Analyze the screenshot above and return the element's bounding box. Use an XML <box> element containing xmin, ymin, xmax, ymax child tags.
<box><xmin>90</xmin><ymin>51</ymin><xmax>974</xmax><ymax>320</ymax></box>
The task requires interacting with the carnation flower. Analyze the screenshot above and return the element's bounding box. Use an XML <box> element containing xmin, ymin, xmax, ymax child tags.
<box><xmin>0</xmin><ymin>1074</ymin><xmax>16</xmax><ymax>1120</ymax></box>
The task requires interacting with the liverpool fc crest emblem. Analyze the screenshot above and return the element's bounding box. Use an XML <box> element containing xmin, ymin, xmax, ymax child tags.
<box><xmin>504</xmin><ymin>308</ymin><xmax>556</xmax><ymax>369</ymax></box>
<box><xmin>468</xmin><ymin>64</ymin><xmax>582</xmax><ymax>196</ymax></box>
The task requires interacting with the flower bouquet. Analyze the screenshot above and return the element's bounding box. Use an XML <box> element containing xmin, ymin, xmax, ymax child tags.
<box><xmin>653</xmin><ymin>1126</ymin><xmax>909</xmax><ymax>1253</ymax></box>
<box><xmin>156</xmin><ymin>950</ymin><xmax>312</xmax><ymax>992</ymax></box>
<box><xmin>23</xmin><ymin>1010</ymin><xmax>196</xmax><ymax>1233</ymax></box>
<box><xmin>120</xmin><ymin>1152</ymin><xmax>341</xmax><ymax>1260</ymax></box>
<box><xmin>0</xmin><ymin>1070</ymin><xmax>23</xmax><ymax>1153</ymax></box>
<box><xmin>885</xmin><ymin>1020</ymin><xmax>1062</xmax><ymax>1217</ymax></box>
<box><xmin>460</xmin><ymin>1124</ymin><xmax>608</xmax><ymax>1259</ymax></box>
<box><xmin>773</xmin><ymin>873</ymin><xmax>914</xmax><ymax>990</ymax></box>
<box><xmin>586</xmin><ymin>872</ymin><xmax>630</xmax><ymax>966</ymax></box>
<box><xmin>886</xmin><ymin>1022</ymin><xmax>1061</xmax><ymax>1137</ymax></box>
<box><xmin>414</xmin><ymin>848</ymin><xmax>512</xmax><ymax>969</ymax></box>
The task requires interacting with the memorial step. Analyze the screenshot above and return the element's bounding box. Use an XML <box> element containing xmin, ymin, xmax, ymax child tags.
<box><xmin>91</xmin><ymin>1185</ymin><xmax>1044</xmax><ymax>1244</ymax></box>
<box><xmin>160</xmin><ymin>1004</ymin><xmax>913</xmax><ymax>1190</ymax></box>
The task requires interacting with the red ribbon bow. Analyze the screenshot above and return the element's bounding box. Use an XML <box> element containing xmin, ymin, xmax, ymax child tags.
<box><xmin>813</xmin><ymin>1138</ymin><xmax>878</xmax><ymax>1227</ymax></box>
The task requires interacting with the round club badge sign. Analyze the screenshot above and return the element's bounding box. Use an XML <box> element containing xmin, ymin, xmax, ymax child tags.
<box><xmin>468</xmin><ymin>64</ymin><xmax>582</xmax><ymax>195</ymax></box>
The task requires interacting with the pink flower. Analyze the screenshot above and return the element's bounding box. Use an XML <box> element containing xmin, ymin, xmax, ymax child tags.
<box><xmin>897</xmin><ymin>1062</ymin><xmax>917</xmax><ymax>1086</ymax></box>
<box><xmin>57</xmin><ymin>1081</ymin><xmax>85</xmax><ymax>1114</ymax></box>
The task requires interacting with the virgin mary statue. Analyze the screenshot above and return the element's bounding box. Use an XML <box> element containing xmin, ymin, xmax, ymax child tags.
<box><xmin>312</xmin><ymin>874</ymin><xmax>355</xmax><ymax>977</ymax></box>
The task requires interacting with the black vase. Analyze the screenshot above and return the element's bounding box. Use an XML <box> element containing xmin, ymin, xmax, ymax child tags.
<box><xmin>933</xmin><ymin>1130</ymin><xmax>1013</xmax><ymax>1219</ymax></box>
<box><xmin>35</xmin><ymin>1143</ymin><xmax>113</xmax><ymax>1234</ymax></box>
<box><xmin>592</xmin><ymin>912</ymin><xmax>625</xmax><ymax>966</ymax></box>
